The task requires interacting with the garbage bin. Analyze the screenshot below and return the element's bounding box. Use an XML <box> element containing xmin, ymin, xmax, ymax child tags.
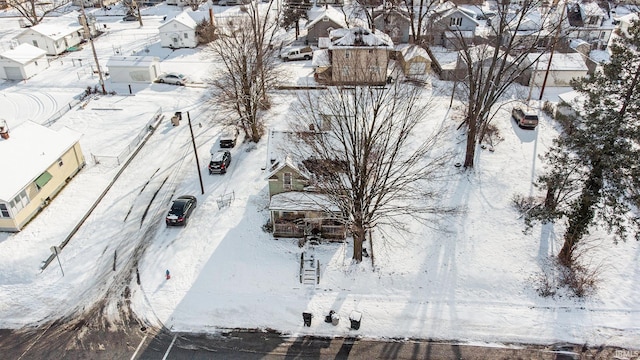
<box><xmin>171</xmin><ymin>114</ymin><xmax>180</xmax><ymax>126</ymax></box>
<box><xmin>331</xmin><ymin>312</ymin><xmax>340</xmax><ymax>326</ymax></box>
<box><xmin>302</xmin><ymin>312</ymin><xmax>312</xmax><ymax>327</ymax></box>
<box><xmin>349</xmin><ymin>311</ymin><xmax>361</xmax><ymax>330</ymax></box>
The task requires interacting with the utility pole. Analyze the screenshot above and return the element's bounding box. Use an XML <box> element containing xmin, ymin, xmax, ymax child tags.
<box><xmin>187</xmin><ymin>112</ymin><xmax>205</xmax><ymax>195</ymax></box>
<box><xmin>539</xmin><ymin>1</ymin><xmax>566</xmax><ymax>100</ymax></box>
<box><xmin>81</xmin><ymin>2</ymin><xmax>106</xmax><ymax>94</ymax></box>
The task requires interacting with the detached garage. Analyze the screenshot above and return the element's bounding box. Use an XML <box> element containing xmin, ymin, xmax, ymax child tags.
<box><xmin>0</xmin><ymin>43</ymin><xmax>48</xmax><ymax>80</ymax></box>
<box><xmin>106</xmin><ymin>56</ymin><xmax>160</xmax><ymax>84</ymax></box>
<box><xmin>526</xmin><ymin>52</ymin><xmax>588</xmax><ymax>87</ymax></box>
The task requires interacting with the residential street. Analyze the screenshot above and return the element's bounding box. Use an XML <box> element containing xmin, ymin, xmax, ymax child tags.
<box><xmin>1</xmin><ymin>324</ymin><xmax>628</xmax><ymax>359</ymax></box>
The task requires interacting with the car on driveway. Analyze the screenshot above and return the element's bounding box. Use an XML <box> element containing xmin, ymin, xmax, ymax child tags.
<box><xmin>511</xmin><ymin>106</ymin><xmax>539</xmax><ymax>129</ymax></box>
<box><xmin>157</xmin><ymin>72</ymin><xmax>188</xmax><ymax>86</ymax></box>
<box><xmin>165</xmin><ymin>195</ymin><xmax>197</xmax><ymax>226</ymax></box>
<box><xmin>209</xmin><ymin>150</ymin><xmax>231</xmax><ymax>174</ymax></box>
<box><xmin>219</xmin><ymin>128</ymin><xmax>239</xmax><ymax>148</ymax></box>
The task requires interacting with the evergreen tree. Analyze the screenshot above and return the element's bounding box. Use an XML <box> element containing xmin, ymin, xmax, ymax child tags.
<box><xmin>535</xmin><ymin>20</ymin><xmax>640</xmax><ymax>266</ymax></box>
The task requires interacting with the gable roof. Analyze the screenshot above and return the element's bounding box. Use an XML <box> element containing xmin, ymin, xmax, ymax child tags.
<box><xmin>329</xmin><ymin>27</ymin><xmax>394</xmax><ymax>49</ymax></box>
<box><xmin>373</xmin><ymin>8</ymin><xmax>411</xmax><ymax>22</ymax></box>
<box><xmin>20</xmin><ymin>22</ymin><xmax>83</xmax><ymax>41</ymax></box>
<box><xmin>0</xmin><ymin>121</ymin><xmax>82</xmax><ymax>201</ymax></box>
<box><xmin>305</xmin><ymin>5</ymin><xmax>348</xmax><ymax>30</ymax></box>
<box><xmin>0</xmin><ymin>44</ymin><xmax>47</xmax><ymax>64</ymax></box>
<box><xmin>265</xmin><ymin>156</ymin><xmax>308</xmax><ymax>181</ymax></box>
<box><xmin>432</xmin><ymin>6</ymin><xmax>481</xmax><ymax>27</ymax></box>
<box><xmin>397</xmin><ymin>44</ymin><xmax>429</xmax><ymax>61</ymax></box>
<box><xmin>160</xmin><ymin>9</ymin><xmax>199</xmax><ymax>30</ymax></box>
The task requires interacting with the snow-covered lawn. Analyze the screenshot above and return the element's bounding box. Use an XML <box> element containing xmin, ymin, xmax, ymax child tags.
<box><xmin>0</xmin><ymin>3</ymin><xmax>637</xmax><ymax>350</ymax></box>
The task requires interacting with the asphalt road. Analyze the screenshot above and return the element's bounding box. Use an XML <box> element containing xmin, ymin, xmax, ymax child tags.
<box><xmin>0</xmin><ymin>323</ymin><xmax>631</xmax><ymax>360</ymax></box>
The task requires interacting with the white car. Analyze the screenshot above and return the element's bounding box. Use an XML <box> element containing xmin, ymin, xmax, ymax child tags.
<box><xmin>157</xmin><ymin>73</ymin><xmax>188</xmax><ymax>86</ymax></box>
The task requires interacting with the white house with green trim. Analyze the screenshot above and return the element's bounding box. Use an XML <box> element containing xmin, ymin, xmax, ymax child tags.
<box><xmin>0</xmin><ymin>121</ymin><xmax>85</xmax><ymax>232</ymax></box>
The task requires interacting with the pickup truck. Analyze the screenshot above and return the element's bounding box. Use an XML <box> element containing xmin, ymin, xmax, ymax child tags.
<box><xmin>280</xmin><ymin>46</ymin><xmax>313</xmax><ymax>61</ymax></box>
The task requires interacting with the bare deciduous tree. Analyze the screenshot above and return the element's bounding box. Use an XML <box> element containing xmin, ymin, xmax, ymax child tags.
<box><xmin>292</xmin><ymin>79</ymin><xmax>455</xmax><ymax>263</ymax></box>
<box><xmin>206</xmin><ymin>3</ymin><xmax>282</xmax><ymax>143</ymax></box>
<box><xmin>450</xmin><ymin>1</ymin><xmax>564</xmax><ymax>168</ymax></box>
<box><xmin>8</xmin><ymin>0</ymin><xmax>71</xmax><ymax>27</ymax></box>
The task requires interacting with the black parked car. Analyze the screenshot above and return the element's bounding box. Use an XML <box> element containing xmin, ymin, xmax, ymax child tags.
<box><xmin>165</xmin><ymin>195</ymin><xmax>197</xmax><ymax>226</ymax></box>
<box><xmin>219</xmin><ymin>128</ymin><xmax>239</xmax><ymax>148</ymax></box>
<box><xmin>209</xmin><ymin>150</ymin><xmax>231</xmax><ymax>174</ymax></box>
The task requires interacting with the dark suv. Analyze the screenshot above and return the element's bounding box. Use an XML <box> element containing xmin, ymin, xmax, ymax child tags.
<box><xmin>165</xmin><ymin>195</ymin><xmax>197</xmax><ymax>226</ymax></box>
<box><xmin>208</xmin><ymin>150</ymin><xmax>231</xmax><ymax>174</ymax></box>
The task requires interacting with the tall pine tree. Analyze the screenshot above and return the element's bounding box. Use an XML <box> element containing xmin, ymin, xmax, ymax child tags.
<box><xmin>536</xmin><ymin>20</ymin><xmax>640</xmax><ymax>266</ymax></box>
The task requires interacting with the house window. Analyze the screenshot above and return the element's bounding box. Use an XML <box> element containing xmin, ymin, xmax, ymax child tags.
<box><xmin>450</xmin><ymin>17</ymin><xmax>462</xmax><ymax>26</ymax></box>
<box><xmin>32</xmin><ymin>40</ymin><xmax>38</xmax><ymax>47</ymax></box>
<box><xmin>283</xmin><ymin>172</ymin><xmax>292</xmax><ymax>189</ymax></box>
<box><xmin>184</xmin><ymin>33</ymin><xmax>188</xmax><ymax>39</ymax></box>
<box><xmin>10</xmin><ymin>190</ymin><xmax>29</xmax><ymax>213</ymax></box>
<box><xmin>34</xmin><ymin>61</ymin><xmax>38</xmax><ymax>66</ymax></box>
<box><xmin>34</xmin><ymin>171</ymin><xmax>52</xmax><ymax>191</ymax></box>
<box><xmin>600</xmin><ymin>31</ymin><xmax>606</xmax><ymax>39</ymax></box>
<box><xmin>341</xmin><ymin>66</ymin><xmax>350</xmax><ymax>76</ymax></box>
<box><xmin>344</xmin><ymin>51</ymin><xmax>350</xmax><ymax>59</ymax></box>
<box><xmin>0</xmin><ymin>204</ymin><xmax>10</xmax><ymax>218</ymax></box>
<box><xmin>58</xmin><ymin>158</ymin><xmax>64</xmax><ymax>167</ymax></box>
<box><xmin>369</xmin><ymin>65</ymin><xmax>381</xmax><ymax>74</ymax></box>
<box><xmin>322</xmin><ymin>16</ymin><xmax>329</xmax><ymax>22</ymax></box>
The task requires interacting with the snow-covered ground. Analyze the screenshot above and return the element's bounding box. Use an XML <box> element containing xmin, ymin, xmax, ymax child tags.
<box><xmin>0</xmin><ymin>2</ymin><xmax>638</xmax><ymax>351</ymax></box>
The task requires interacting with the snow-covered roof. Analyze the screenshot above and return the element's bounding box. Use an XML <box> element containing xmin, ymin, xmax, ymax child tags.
<box><xmin>269</xmin><ymin>191</ymin><xmax>340</xmax><ymax>212</ymax></box>
<box><xmin>265</xmin><ymin>156</ymin><xmax>308</xmax><ymax>181</ymax></box>
<box><xmin>21</xmin><ymin>23</ymin><xmax>83</xmax><ymax>41</ymax></box>
<box><xmin>106</xmin><ymin>56</ymin><xmax>160</xmax><ymax>68</ymax></box>
<box><xmin>0</xmin><ymin>43</ymin><xmax>46</xmax><ymax>64</ymax></box>
<box><xmin>396</xmin><ymin>44</ymin><xmax>429</xmax><ymax>61</ymax></box>
<box><xmin>433</xmin><ymin>6</ymin><xmax>480</xmax><ymax>27</ymax></box>
<box><xmin>312</xmin><ymin>49</ymin><xmax>330</xmax><ymax>67</ymax></box>
<box><xmin>160</xmin><ymin>9</ymin><xmax>199</xmax><ymax>30</ymax></box>
<box><xmin>580</xmin><ymin>1</ymin><xmax>606</xmax><ymax>18</ymax></box>
<box><xmin>0</xmin><ymin>121</ymin><xmax>82</xmax><ymax>201</ymax></box>
<box><xmin>528</xmin><ymin>52</ymin><xmax>588</xmax><ymax>71</ymax></box>
<box><xmin>557</xmin><ymin>89</ymin><xmax>587</xmax><ymax>113</ymax></box>
<box><xmin>305</xmin><ymin>5</ymin><xmax>348</xmax><ymax>30</ymax></box>
<box><xmin>329</xmin><ymin>27</ymin><xmax>394</xmax><ymax>49</ymax></box>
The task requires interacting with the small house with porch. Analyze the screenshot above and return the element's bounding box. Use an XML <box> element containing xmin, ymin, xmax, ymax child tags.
<box><xmin>266</xmin><ymin>130</ymin><xmax>346</xmax><ymax>240</ymax></box>
<box><xmin>159</xmin><ymin>10</ymin><xmax>198</xmax><ymax>48</ymax></box>
<box><xmin>0</xmin><ymin>121</ymin><xmax>85</xmax><ymax>232</ymax></box>
<box><xmin>0</xmin><ymin>43</ymin><xmax>49</xmax><ymax>80</ymax></box>
<box><xmin>15</xmin><ymin>22</ymin><xmax>84</xmax><ymax>56</ymax></box>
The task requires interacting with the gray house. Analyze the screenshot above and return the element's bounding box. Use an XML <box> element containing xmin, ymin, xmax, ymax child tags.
<box><xmin>305</xmin><ymin>5</ymin><xmax>348</xmax><ymax>46</ymax></box>
<box><xmin>429</xmin><ymin>1</ymin><xmax>480</xmax><ymax>49</ymax></box>
<box><xmin>373</xmin><ymin>8</ymin><xmax>411</xmax><ymax>44</ymax></box>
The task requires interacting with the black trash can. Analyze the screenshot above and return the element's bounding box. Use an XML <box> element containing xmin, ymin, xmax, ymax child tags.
<box><xmin>303</xmin><ymin>312</ymin><xmax>312</xmax><ymax>327</ymax></box>
<box><xmin>349</xmin><ymin>311</ymin><xmax>362</xmax><ymax>330</ymax></box>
